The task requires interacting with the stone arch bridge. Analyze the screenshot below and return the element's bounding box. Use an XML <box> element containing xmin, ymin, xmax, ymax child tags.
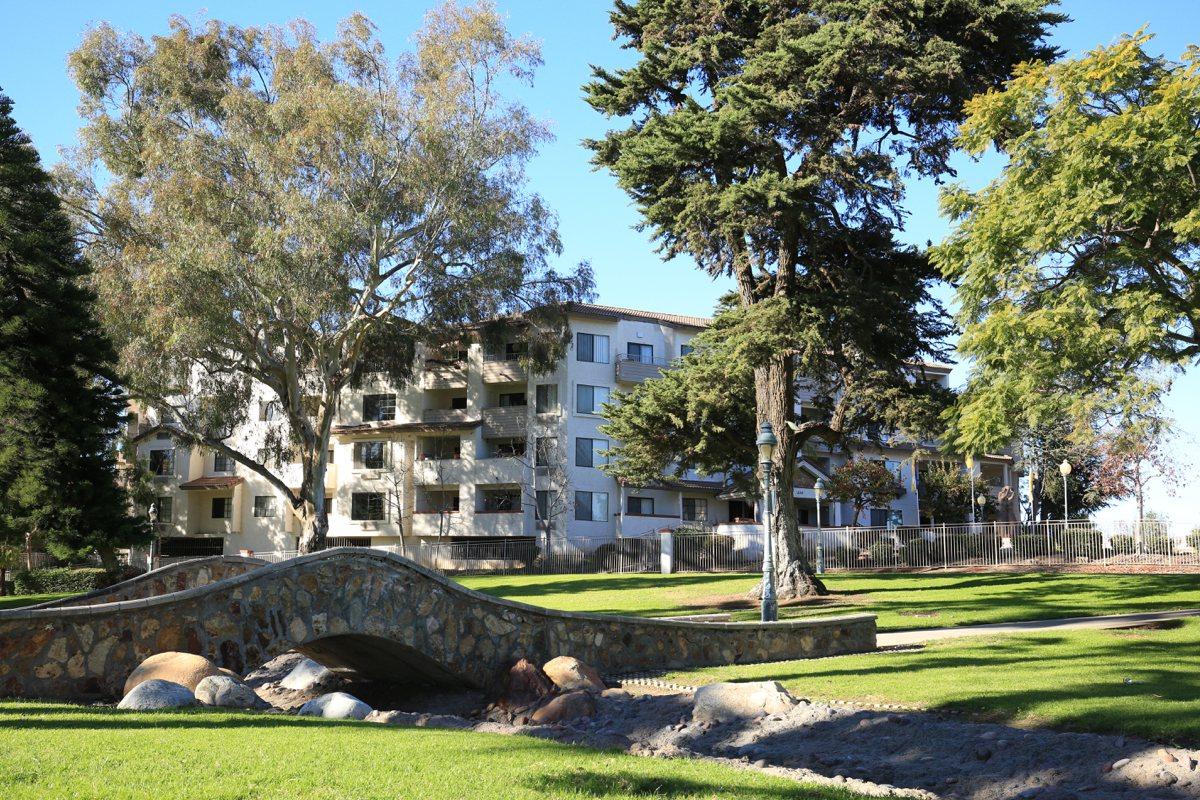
<box><xmin>0</xmin><ymin>548</ymin><xmax>875</xmax><ymax>701</ymax></box>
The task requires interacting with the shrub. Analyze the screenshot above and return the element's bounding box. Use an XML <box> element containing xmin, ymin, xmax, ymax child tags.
<box><xmin>592</xmin><ymin>539</ymin><xmax>661</xmax><ymax>572</ymax></box>
<box><xmin>1057</xmin><ymin>530</ymin><xmax>1103</xmax><ymax>556</ymax></box>
<box><xmin>938</xmin><ymin>534</ymin><xmax>984</xmax><ymax>560</ymax></box>
<box><xmin>867</xmin><ymin>540</ymin><xmax>898</xmax><ymax>564</ymax></box>
<box><xmin>672</xmin><ymin>534</ymin><xmax>735</xmax><ymax>571</ymax></box>
<box><xmin>1187</xmin><ymin>531</ymin><xmax>1200</xmax><ymax>552</ymax></box>
<box><xmin>1108</xmin><ymin>534</ymin><xmax>1136</xmax><ymax>554</ymax></box>
<box><xmin>13</xmin><ymin>567</ymin><xmax>112</xmax><ymax>595</ymax></box>
<box><xmin>824</xmin><ymin>544</ymin><xmax>863</xmax><ymax>568</ymax></box>
<box><xmin>901</xmin><ymin>539</ymin><xmax>933</xmax><ymax>565</ymax></box>
<box><xmin>1143</xmin><ymin>533</ymin><xmax>1172</xmax><ymax>555</ymax></box>
<box><xmin>1011</xmin><ymin>534</ymin><xmax>1053</xmax><ymax>559</ymax></box>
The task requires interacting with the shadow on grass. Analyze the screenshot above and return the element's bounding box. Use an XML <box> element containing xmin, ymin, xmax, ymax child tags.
<box><xmin>525</xmin><ymin>769</ymin><xmax>840</xmax><ymax>799</ymax></box>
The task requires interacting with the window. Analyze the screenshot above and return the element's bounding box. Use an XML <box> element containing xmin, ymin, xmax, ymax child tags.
<box><xmin>253</xmin><ymin>496</ymin><xmax>277</xmax><ymax>518</ymax></box>
<box><xmin>535</xmin><ymin>384</ymin><xmax>558</xmax><ymax>414</ymax></box>
<box><xmin>488</xmin><ymin>438</ymin><xmax>526</xmax><ymax>458</ymax></box>
<box><xmin>420</xmin><ymin>436</ymin><xmax>460</xmax><ymax>460</ymax></box>
<box><xmin>869</xmin><ymin>508</ymin><xmax>890</xmax><ymax>528</ymax></box>
<box><xmin>154</xmin><ymin>496</ymin><xmax>173</xmax><ymax>524</ymax></box>
<box><xmin>363</xmin><ymin>393</ymin><xmax>396</xmax><ymax>422</ymax></box>
<box><xmin>574</xmin><ymin>437</ymin><xmax>607</xmax><ymax>468</ymax></box>
<box><xmin>626</xmin><ymin>342</ymin><xmax>653</xmax><ymax>364</ymax></box>
<box><xmin>351</xmin><ymin>492</ymin><xmax>386</xmax><ymax>521</ymax></box>
<box><xmin>574</xmin><ymin>491</ymin><xmax>608</xmax><ymax>522</ymax></box>
<box><xmin>155</xmin><ymin>431</ymin><xmax>172</xmax><ymax>440</ymax></box>
<box><xmin>626</xmin><ymin>496</ymin><xmax>655</xmax><ymax>516</ymax></box>
<box><xmin>149</xmin><ymin>449</ymin><xmax>175</xmax><ymax>476</ymax></box>
<box><xmin>213</xmin><ymin>453</ymin><xmax>233</xmax><ymax>473</ymax></box>
<box><xmin>575</xmin><ymin>384</ymin><xmax>610</xmax><ymax>414</ymax></box>
<box><xmin>258</xmin><ymin>400</ymin><xmax>283</xmax><ymax>421</ymax></box>
<box><xmin>211</xmin><ymin>497</ymin><xmax>232</xmax><ymax>520</ymax></box>
<box><xmin>504</xmin><ymin>341</ymin><xmax>526</xmax><ymax>361</ymax></box>
<box><xmin>498</xmin><ymin>391</ymin><xmax>527</xmax><ymax>407</ymax></box>
<box><xmin>325</xmin><ymin>495</ymin><xmax>334</xmax><ymax>514</ymax></box>
<box><xmin>450</xmin><ymin>395</ymin><xmax>468</xmax><ymax>410</ymax></box>
<box><xmin>680</xmin><ymin>344</ymin><xmax>694</xmax><ymax>357</ymax></box>
<box><xmin>576</xmin><ymin>332</ymin><xmax>610</xmax><ymax>363</ymax></box>
<box><xmin>480</xmin><ymin>488</ymin><xmax>520</xmax><ymax>512</ymax></box>
<box><xmin>884</xmin><ymin>459</ymin><xmax>903</xmax><ymax>482</ymax></box>
<box><xmin>535</xmin><ymin>490</ymin><xmax>558</xmax><ymax>522</ymax></box>
<box><xmin>682</xmin><ymin>498</ymin><xmax>707</xmax><ymax>522</ymax></box>
<box><xmin>423</xmin><ymin>489</ymin><xmax>460</xmax><ymax>513</ymax></box>
<box><xmin>353</xmin><ymin>441</ymin><xmax>387</xmax><ymax>470</ymax></box>
<box><xmin>535</xmin><ymin>437</ymin><xmax>558</xmax><ymax>467</ymax></box>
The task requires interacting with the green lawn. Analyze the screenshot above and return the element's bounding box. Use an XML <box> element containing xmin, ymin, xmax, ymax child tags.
<box><xmin>662</xmin><ymin>618</ymin><xmax>1200</xmax><ymax>745</ymax></box>
<box><xmin>0</xmin><ymin>592</ymin><xmax>68</xmax><ymax>610</ymax></box>
<box><xmin>0</xmin><ymin>701</ymin><xmax>866</xmax><ymax>800</ymax></box>
<box><xmin>459</xmin><ymin>571</ymin><xmax>1200</xmax><ymax>631</ymax></box>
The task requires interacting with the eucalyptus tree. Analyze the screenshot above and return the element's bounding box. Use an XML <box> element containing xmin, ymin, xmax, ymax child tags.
<box><xmin>585</xmin><ymin>0</ymin><xmax>1062</xmax><ymax>596</ymax></box>
<box><xmin>61</xmin><ymin>6</ymin><xmax>591</xmax><ymax>552</ymax></box>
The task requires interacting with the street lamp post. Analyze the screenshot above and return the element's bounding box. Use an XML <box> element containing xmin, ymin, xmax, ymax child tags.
<box><xmin>756</xmin><ymin>421</ymin><xmax>778</xmax><ymax>622</ymax></box>
<box><xmin>976</xmin><ymin>493</ymin><xmax>986</xmax><ymax>522</ymax></box>
<box><xmin>966</xmin><ymin>455</ymin><xmax>977</xmax><ymax>525</ymax></box>
<box><xmin>814</xmin><ymin>477</ymin><xmax>825</xmax><ymax>575</ymax></box>
<box><xmin>1059</xmin><ymin>460</ymin><xmax>1072</xmax><ymax>522</ymax></box>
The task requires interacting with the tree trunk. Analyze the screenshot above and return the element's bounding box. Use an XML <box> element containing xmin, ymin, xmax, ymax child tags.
<box><xmin>748</xmin><ymin>356</ymin><xmax>827</xmax><ymax>600</ymax></box>
<box><xmin>297</xmin><ymin>453</ymin><xmax>330</xmax><ymax>554</ymax></box>
<box><xmin>0</xmin><ymin>567</ymin><xmax>7</xmax><ymax>596</ymax></box>
<box><xmin>96</xmin><ymin>545</ymin><xmax>119</xmax><ymax>573</ymax></box>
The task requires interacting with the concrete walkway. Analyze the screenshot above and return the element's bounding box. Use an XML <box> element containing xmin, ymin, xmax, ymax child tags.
<box><xmin>877</xmin><ymin>608</ymin><xmax>1200</xmax><ymax>647</ymax></box>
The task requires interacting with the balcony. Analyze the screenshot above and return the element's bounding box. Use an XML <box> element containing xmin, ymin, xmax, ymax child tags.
<box><xmin>421</xmin><ymin>408</ymin><xmax>474</xmax><ymax>425</ymax></box>
<box><xmin>412</xmin><ymin>511</ymin><xmax>464</xmax><ymax>537</ymax></box>
<box><xmin>481</xmin><ymin>406</ymin><xmax>527</xmax><ymax>437</ymax></box>
<box><xmin>481</xmin><ymin>357</ymin><xmax>526</xmax><ymax>383</ymax></box>
<box><xmin>615</xmin><ymin>354</ymin><xmax>669</xmax><ymax>384</ymax></box>
<box><xmin>471</xmin><ymin>510</ymin><xmax>526</xmax><ymax>537</ymax></box>
<box><xmin>412</xmin><ymin>457</ymin><xmax>468</xmax><ymax>485</ymax></box>
<box><xmin>475</xmin><ymin>456</ymin><xmax>527</xmax><ymax>484</ymax></box>
<box><xmin>420</xmin><ymin>361</ymin><xmax>467</xmax><ymax>390</ymax></box>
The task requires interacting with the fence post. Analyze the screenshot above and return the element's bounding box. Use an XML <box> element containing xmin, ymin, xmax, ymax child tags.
<box><xmin>940</xmin><ymin>525</ymin><xmax>948</xmax><ymax>569</ymax></box>
<box><xmin>1046</xmin><ymin>522</ymin><xmax>1054</xmax><ymax>565</ymax></box>
<box><xmin>660</xmin><ymin>529</ymin><xmax>674</xmax><ymax>575</ymax></box>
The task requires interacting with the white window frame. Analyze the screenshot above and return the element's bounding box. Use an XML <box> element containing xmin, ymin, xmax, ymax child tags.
<box><xmin>575</xmin><ymin>490</ymin><xmax>609</xmax><ymax>522</ymax></box>
<box><xmin>576</xmin><ymin>332</ymin><xmax>610</xmax><ymax>364</ymax></box>
<box><xmin>575</xmin><ymin>384</ymin><xmax>610</xmax><ymax>415</ymax></box>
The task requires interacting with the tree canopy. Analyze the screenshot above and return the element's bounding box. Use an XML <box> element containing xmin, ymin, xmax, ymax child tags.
<box><xmin>935</xmin><ymin>31</ymin><xmax>1200</xmax><ymax>454</ymax></box>
<box><xmin>0</xmin><ymin>92</ymin><xmax>147</xmax><ymax>569</ymax></box>
<box><xmin>59</xmin><ymin>5</ymin><xmax>591</xmax><ymax>551</ymax></box>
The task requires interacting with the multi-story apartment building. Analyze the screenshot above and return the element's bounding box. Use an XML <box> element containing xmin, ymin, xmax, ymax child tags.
<box><xmin>127</xmin><ymin>303</ymin><xmax>1020</xmax><ymax>559</ymax></box>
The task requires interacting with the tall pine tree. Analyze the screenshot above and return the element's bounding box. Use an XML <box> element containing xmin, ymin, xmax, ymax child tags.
<box><xmin>0</xmin><ymin>91</ymin><xmax>146</xmax><ymax>571</ymax></box>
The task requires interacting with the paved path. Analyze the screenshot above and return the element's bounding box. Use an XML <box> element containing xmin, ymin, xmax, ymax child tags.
<box><xmin>878</xmin><ymin>608</ymin><xmax>1200</xmax><ymax>647</ymax></box>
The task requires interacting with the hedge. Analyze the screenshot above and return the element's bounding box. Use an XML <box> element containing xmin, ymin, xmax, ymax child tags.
<box><xmin>13</xmin><ymin>567</ymin><xmax>113</xmax><ymax>595</ymax></box>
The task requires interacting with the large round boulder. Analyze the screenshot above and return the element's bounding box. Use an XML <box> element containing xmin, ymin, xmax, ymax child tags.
<box><xmin>280</xmin><ymin>657</ymin><xmax>334</xmax><ymax>692</ymax></box>
<box><xmin>530</xmin><ymin>690</ymin><xmax>596</xmax><ymax>724</ymax></box>
<box><xmin>691</xmin><ymin>681</ymin><xmax>799</xmax><ymax>723</ymax></box>
<box><xmin>297</xmin><ymin>692</ymin><xmax>373</xmax><ymax>721</ymax></box>
<box><xmin>117</xmin><ymin>679</ymin><xmax>197</xmax><ymax>711</ymax></box>
<box><xmin>542</xmin><ymin>656</ymin><xmax>606</xmax><ymax>693</ymax></box>
<box><xmin>124</xmin><ymin>651</ymin><xmax>226</xmax><ymax>696</ymax></box>
<box><xmin>194</xmin><ymin>675</ymin><xmax>270</xmax><ymax>709</ymax></box>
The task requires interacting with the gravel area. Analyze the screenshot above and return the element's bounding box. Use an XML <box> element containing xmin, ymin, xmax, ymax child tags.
<box><xmin>505</xmin><ymin>687</ymin><xmax>1200</xmax><ymax>800</ymax></box>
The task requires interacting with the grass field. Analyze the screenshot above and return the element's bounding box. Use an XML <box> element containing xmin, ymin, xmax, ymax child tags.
<box><xmin>0</xmin><ymin>701</ymin><xmax>866</xmax><ymax>800</ymax></box>
<box><xmin>459</xmin><ymin>571</ymin><xmax>1200</xmax><ymax>631</ymax></box>
<box><xmin>0</xmin><ymin>592</ymin><xmax>67</xmax><ymax>610</ymax></box>
<box><xmin>661</xmin><ymin>617</ymin><xmax>1200</xmax><ymax>745</ymax></box>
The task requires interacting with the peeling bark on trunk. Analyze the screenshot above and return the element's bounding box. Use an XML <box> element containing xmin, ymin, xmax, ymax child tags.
<box><xmin>297</xmin><ymin>452</ymin><xmax>330</xmax><ymax>554</ymax></box>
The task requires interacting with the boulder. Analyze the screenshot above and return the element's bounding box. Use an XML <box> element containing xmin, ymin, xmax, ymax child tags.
<box><xmin>280</xmin><ymin>657</ymin><xmax>334</xmax><ymax>692</ymax></box>
<box><xmin>123</xmin><ymin>652</ymin><xmax>225</xmax><ymax>696</ymax></box>
<box><xmin>194</xmin><ymin>675</ymin><xmax>270</xmax><ymax>709</ymax></box>
<box><xmin>542</xmin><ymin>656</ymin><xmax>606</xmax><ymax>693</ymax></box>
<box><xmin>117</xmin><ymin>679</ymin><xmax>197</xmax><ymax>711</ymax></box>
<box><xmin>692</xmin><ymin>681</ymin><xmax>799</xmax><ymax>723</ymax></box>
<box><xmin>297</xmin><ymin>692</ymin><xmax>373</xmax><ymax>720</ymax></box>
<box><xmin>499</xmin><ymin>658</ymin><xmax>554</xmax><ymax>708</ymax></box>
<box><xmin>530</xmin><ymin>690</ymin><xmax>596</xmax><ymax>724</ymax></box>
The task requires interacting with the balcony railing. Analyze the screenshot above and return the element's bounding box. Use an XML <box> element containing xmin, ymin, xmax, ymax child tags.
<box><xmin>481</xmin><ymin>406</ymin><xmax>527</xmax><ymax>437</ymax></box>
<box><xmin>420</xmin><ymin>362</ymin><xmax>467</xmax><ymax>390</ymax></box>
<box><xmin>481</xmin><ymin>358</ymin><xmax>526</xmax><ymax>383</ymax></box>
<box><xmin>421</xmin><ymin>408</ymin><xmax>473</xmax><ymax>425</ymax></box>
<box><xmin>615</xmin><ymin>353</ymin><xmax>671</xmax><ymax>384</ymax></box>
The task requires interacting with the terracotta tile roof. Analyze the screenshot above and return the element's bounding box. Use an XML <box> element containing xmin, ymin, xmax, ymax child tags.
<box><xmin>179</xmin><ymin>476</ymin><xmax>244</xmax><ymax>490</ymax></box>
<box><xmin>566</xmin><ymin>302</ymin><xmax>712</xmax><ymax>330</ymax></box>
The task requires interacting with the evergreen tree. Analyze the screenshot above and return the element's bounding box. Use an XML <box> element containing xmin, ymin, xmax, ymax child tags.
<box><xmin>0</xmin><ymin>91</ymin><xmax>147</xmax><ymax>570</ymax></box>
<box><xmin>585</xmin><ymin>0</ymin><xmax>1062</xmax><ymax>597</ymax></box>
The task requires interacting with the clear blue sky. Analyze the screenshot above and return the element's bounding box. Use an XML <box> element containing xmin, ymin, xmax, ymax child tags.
<box><xmin>1</xmin><ymin>0</ymin><xmax>1196</xmax><ymax>522</ymax></box>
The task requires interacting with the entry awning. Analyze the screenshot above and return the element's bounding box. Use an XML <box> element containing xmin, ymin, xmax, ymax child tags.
<box><xmin>179</xmin><ymin>476</ymin><xmax>244</xmax><ymax>491</ymax></box>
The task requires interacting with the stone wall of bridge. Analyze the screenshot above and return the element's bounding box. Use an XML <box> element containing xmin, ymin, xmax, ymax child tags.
<box><xmin>0</xmin><ymin>549</ymin><xmax>875</xmax><ymax>701</ymax></box>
